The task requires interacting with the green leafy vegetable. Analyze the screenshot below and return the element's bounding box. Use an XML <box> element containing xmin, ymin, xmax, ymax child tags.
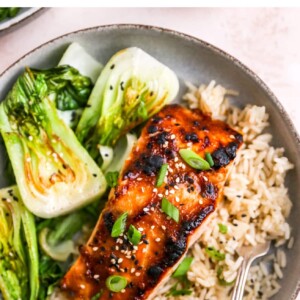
<box><xmin>127</xmin><ymin>224</ymin><xmax>142</xmax><ymax>246</ymax></box>
<box><xmin>161</xmin><ymin>197</ymin><xmax>179</xmax><ymax>223</ymax></box>
<box><xmin>105</xmin><ymin>171</ymin><xmax>119</xmax><ymax>188</ymax></box>
<box><xmin>38</xmin><ymin>254</ymin><xmax>65</xmax><ymax>299</ymax></box>
<box><xmin>0</xmin><ymin>8</ymin><xmax>20</xmax><ymax>22</ymax></box>
<box><xmin>156</xmin><ymin>163</ymin><xmax>168</xmax><ymax>187</ymax></box>
<box><xmin>205</xmin><ymin>246</ymin><xmax>225</xmax><ymax>261</ymax></box>
<box><xmin>106</xmin><ymin>275</ymin><xmax>127</xmax><ymax>292</ymax></box>
<box><xmin>218</xmin><ymin>223</ymin><xmax>228</xmax><ymax>234</ymax></box>
<box><xmin>205</xmin><ymin>152</ymin><xmax>214</xmax><ymax>167</ymax></box>
<box><xmin>31</xmin><ymin>65</ymin><xmax>94</xmax><ymax>111</ymax></box>
<box><xmin>179</xmin><ymin>149</ymin><xmax>211</xmax><ymax>170</ymax></box>
<box><xmin>111</xmin><ymin>212</ymin><xmax>128</xmax><ymax>238</ymax></box>
<box><xmin>0</xmin><ymin>186</ymin><xmax>39</xmax><ymax>300</ymax></box>
<box><xmin>0</xmin><ymin>67</ymin><xmax>106</xmax><ymax>218</ymax></box>
<box><xmin>76</xmin><ymin>47</ymin><xmax>179</xmax><ymax>160</ymax></box>
<box><xmin>172</xmin><ymin>257</ymin><xmax>193</xmax><ymax>278</ymax></box>
<box><xmin>36</xmin><ymin>199</ymin><xmax>102</xmax><ymax>298</ymax></box>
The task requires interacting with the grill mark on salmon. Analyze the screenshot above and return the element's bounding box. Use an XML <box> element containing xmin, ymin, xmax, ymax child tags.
<box><xmin>61</xmin><ymin>104</ymin><xmax>243</xmax><ymax>299</ymax></box>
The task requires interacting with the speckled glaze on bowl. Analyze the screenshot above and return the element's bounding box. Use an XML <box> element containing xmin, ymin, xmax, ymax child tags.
<box><xmin>0</xmin><ymin>24</ymin><xmax>299</xmax><ymax>299</ymax></box>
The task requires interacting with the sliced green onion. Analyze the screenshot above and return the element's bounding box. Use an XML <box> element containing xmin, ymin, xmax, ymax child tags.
<box><xmin>205</xmin><ymin>246</ymin><xmax>225</xmax><ymax>261</ymax></box>
<box><xmin>217</xmin><ymin>267</ymin><xmax>235</xmax><ymax>286</ymax></box>
<box><xmin>167</xmin><ymin>283</ymin><xmax>193</xmax><ymax>296</ymax></box>
<box><xmin>172</xmin><ymin>257</ymin><xmax>194</xmax><ymax>278</ymax></box>
<box><xmin>156</xmin><ymin>163</ymin><xmax>168</xmax><ymax>187</ymax></box>
<box><xmin>91</xmin><ymin>290</ymin><xmax>104</xmax><ymax>300</ymax></box>
<box><xmin>218</xmin><ymin>223</ymin><xmax>228</xmax><ymax>234</ymax></box>
<box><xmin>127</xmin><ymin>224</ymin><xmax>142</xmax><ymax>245</ymax></box>
<box><xmin>179</xmin><ymin>149</ymin><xmax>210</xmax><ymax>170</ymax></box>
<box><xmin>111</xmin><ymin>212</ymin><xmax>128</xmax><ymax>238</ymax></box>
<box><xmin>105</xmin><ymin>171</ymin><xmax>119</xmax><ymax>188</ymax></box>
<box><xmin>106</xmin><ymin>275</ymin><xmax>127</xmax><ymax>292</ymax></box>
<box><xmin>205</xmin><ymin>152</ymin><xmax>214</xmax><ymax>167</ymax></box>
<box><xmin>161</xmin><ymin>197</ymin><xmax>179</xmax><ymax>223</ymax></box>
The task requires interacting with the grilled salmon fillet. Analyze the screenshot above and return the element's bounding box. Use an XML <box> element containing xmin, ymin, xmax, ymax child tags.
<box><xmin>61</xmin><ymin>104</ymin><xmax>243</xmax><ymax>299</ymax></box>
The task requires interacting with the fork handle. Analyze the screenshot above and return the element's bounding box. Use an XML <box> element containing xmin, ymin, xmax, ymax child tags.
<box><xmin>231</xmin><ymin>257</ymin><xmax>254</xmax><ymax>300</ymax></box>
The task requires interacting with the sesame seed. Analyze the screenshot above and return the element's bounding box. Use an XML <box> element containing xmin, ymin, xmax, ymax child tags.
<box><xmin>141</xmin><ymin>187</ymin><xmax>145</xmax><ymax>192</ymax></box>
<box><xmin>187</xmin><ymin>142</ymin><xmax>192</xmax><ymax>147</ymax></box>
<box><xmin>111</xmin><ymin>259</ymin><xmax>116</xmax><ymax>264</ymax></box>
<box><xmin>153</xmin><ymin>188</ymin><xmax>158</xmax><ymax>193</ymax></box>
<box><xmin>174</xmin><ymin>185</ymin><xmax>179</xmax><ymax>190</ymax></box>
<box><xmin>170</xmin><ymin>189</ymin><xmax>175</xmax><ymax>194</ymax></box>
<box><xmin>151</xmin><ymin>225</ymin><xmax>155</xmax><ymax>229</ymax></box>
<box><xmin>174</xmin><ymin>157</ymin><xmax>179</xmax><ymax>162</ymax></box>
<box><xmin>158</xmin><ymin>193</ymin><xmax>163</xmax><ymax>198</ymax></box>
<box><xmin>143</xmin><ymin>207</ymin><xmax>149</xmax><ymax>212</ymax></box>
<box><xmin>176</xmin><ymin>177</ymin><xmax>180</xmax><ymax>183</ymax></box>
<box><xmin>151</xmin><ymin>207</ymin><xmax>155</xmax><ymax>212</ymax></box>
<box><xmin>199</xmin><ymin>199</ymin><xmax>203</xmax><ymax>204</ymax></box>
<box><xmin>94</xmin><ymin>274</ymin><xmax>100</xmax><ymax>279</ymax></box>
<box><xmin>28</xmin><ymin>135</ymin><xmax>33</xmax><ymax>141</ymax></box>
<box><xmin>203</xmin><ymin>176</ymin><xmax>208</xmax><ymax>181</ymax></box>
<box><xmin>135</xmin><ymin>272</ymin><xmax>141</xmax><ymax>277</ymax></box>
<box><xmin>161</xmin><ymin>226</ymin><xmax>166</xmax><ymax>231</ymax></box>
<box><xmin>133</xmin><ymin>246</ymin><xmax>138</xmax><ymax>250</ymax></box>
<box><xmin>165</xmin><ymin>190</ymin><xmax>169</xmax><ymax>196</ymax></box>
<box><xmin>118</xmin><ymin>258</ymin><xmax>123</xmax><ymax>263</ymax></box>
<box><xmin>137</xmin><ymin>178</ymin><xmax>142</xmax><ymax>181</ymax></box>
<box><xmin>155</xmin><ymin>238</ymin><xmax>161</xmax><ymax>242</ymax></box>
<box><xmin>92</xmin><ymin>247</ymin><xmax>98</xmax><ymax>251</ymax></box>
<box><xmin>115</xmin><ymin>246</ymin><xmax>119</xmax><ymax>250</ymax></box>
<box><xmin>230</xmin><ymin>135</ymin><xmax>235</xmax><ymax>139</ymax></box>
<box><xmin>175</xmin><ymin>196</ymin><xmax>180</xmax><ymax>202</ymax></box>
<box><xmin>171</xmin><ymin>134</ymin><xmax>176</xmax><ymax>140</ymax></box>
<box><xmin>138</xmin><ymin>228</ymin><xmax>144</xmax><ymax>232</ymax></box>
<box><xmin>121</xmin><ymin>289</ymin><xmax>126</xmax><ymax>293</ymax></box>
<box><xmin>131</xmin><ymin>268</ymin><xmax>136</xmax><ymax>273</ymax></box>
<box><xmin>80</xmin><ymin>284</ymin><xmax>85</xmax><ymax>289</ymax></box>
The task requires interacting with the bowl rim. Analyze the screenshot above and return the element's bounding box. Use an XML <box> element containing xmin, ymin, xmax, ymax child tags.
<box><xmin>0</xmin><ymin>23</ymin><xmax>299</xmax><ymax>299</ymax></box>
<box><xmin>0</xmin><ymin>7</ymin><xmax>43</xmax><ymax>33</ymax></box>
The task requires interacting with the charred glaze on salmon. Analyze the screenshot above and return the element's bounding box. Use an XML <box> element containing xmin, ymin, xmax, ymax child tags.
<box><xmin>61</xmin><ymin>104</ymin><xmax>243</xmax><ymax>299</ymax></box>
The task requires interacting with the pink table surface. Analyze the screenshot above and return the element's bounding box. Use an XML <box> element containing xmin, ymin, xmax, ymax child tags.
<box><xmin>0</xmin><ymin>7</ymin><xmax>299</xmax><ymax>299</ymax></box>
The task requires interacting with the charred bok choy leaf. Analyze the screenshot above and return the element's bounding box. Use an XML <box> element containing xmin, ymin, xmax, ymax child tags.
<box><xmin>0</xmin><ymin>186</ymin><xmax>39</xmax><ymax>300</ymax></box>
<box><xmin>76</xmin><ymin>47</ymin><xmax>179</xmax><ymax>162</ymax></box>
<box><xmin>0</xmin><ymin>67</ymin><xmax>106</xmax><ymax>218</ymax></box>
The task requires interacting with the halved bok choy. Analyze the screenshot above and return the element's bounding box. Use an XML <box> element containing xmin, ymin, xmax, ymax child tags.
<box><xmin>0</xmin><ymin>186</ymin><xmax>39</xmax><ymax>300</ymax></box>
<box><xmin>0</xmin><ymin>67</ymin><xmax>106</xmax><ymax>218</ymax></box>
<box><xmin>76</xmin><ymin>47</ymin><xmax>179</xmax><ymax>162</ymax></box>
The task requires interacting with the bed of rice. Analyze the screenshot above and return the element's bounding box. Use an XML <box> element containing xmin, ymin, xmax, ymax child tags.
<box><xmin>154</xmin><ymin>81</ymin><xmax>294</xmax><ymax>300</ymax></box>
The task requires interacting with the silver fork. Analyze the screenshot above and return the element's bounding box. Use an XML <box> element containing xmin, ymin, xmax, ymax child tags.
<box><xmin>231</xmin><ymin>241</ymin><xmax>271</xmax><ymax>300</ymax></box>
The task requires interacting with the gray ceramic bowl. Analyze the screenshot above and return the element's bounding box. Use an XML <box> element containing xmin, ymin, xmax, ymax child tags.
<box><xmin>0</xmin><ymin>7</ymin><xmax>43</xmax><ymax>34</ymax></box>
<box><xmin>0</xmin><ymin>24</ymin><xmax>299</xmax><ymax>299</ymax></box>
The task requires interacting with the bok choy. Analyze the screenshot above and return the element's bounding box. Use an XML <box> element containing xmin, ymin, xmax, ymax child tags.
<box><xmin>0</xmin><ymin>186</ymin><xmax>39</xmax><ymax>300</ymax></box>
<box><xmin>0</xmin><ymin>67</ymin><xmax>106</xmax><ymax>218</ymax></box>
<box><xmin>76</xmin><ymin>47</ymin><xmax>179</xmax><ymax>161</ymax></box>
